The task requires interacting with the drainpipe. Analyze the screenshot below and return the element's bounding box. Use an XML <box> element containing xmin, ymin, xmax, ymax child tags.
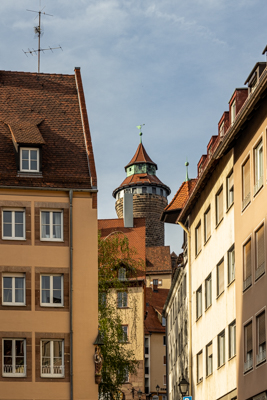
<box><xmin>165</xmin><ymin>314</ymin><xmax>169</xmax><ymax>400</ymax></box>
<box><xmin>177</xmin><ymin>222</ymin><xmax>192</xmax><ymax>397</ymax></box>
<box><xmin>69</xmin><ymin>190</ymin><xmax>74</xmax><ymax>400</ymax></box>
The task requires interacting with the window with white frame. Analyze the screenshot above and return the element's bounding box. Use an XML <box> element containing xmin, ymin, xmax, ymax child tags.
<box><xmin>244</xmin><ymin>322</ymin><xmax>253</xmax><ymax>372</ymax></box>
<box><xmin>256</xmin><ymin>312</ymin><xmax>266</xmax><ymax>365</ymax></box>
<box><xmin>242</xmin><ymin>157</ymin><xmax>251</xmax><ymax>210</ymax></box>
<box><xmin>118</xmin><ymin>267</ymin><xmax>126</xmax><ymax>281</ymax></box>
<box><xmin>254</xmin><ymin>140</ymin><xmax>263</xmax><ymax>195</ymax></box>
<box><xmin>196</xmin><ymin>285</ymin><xmax>202</xmax><ymax>319</ymax></box>
<box><xmin>206</xmin><ymin>342</ymin><xmax>213</xmax><ymax>376</ymax></box>
<box><xmin>41</xmin><ymin>275</ymin><xmax>63</xmax><ymax>306</ymax></box>
<box><xmin>218</xmin><ymin>330</ymin><xmax>225</xmax><ymax>367</ymax></box>
<box><xmin>3</xmin><ymin>339</ymin><xmax>26</xmax><ymax>376</ymax></box>
<box><xmin>228</xmin><ymin>245</ymin><xmax>235</xmax><ymax>284</ymax></box>
<box><xmin>255</xmin><ymin>224</ymin><xmax>265</xmax><ymax>280</ymax></box>
<box><xmin>229</xmin><ymin>320</ymin><xmax>236</xmax><ymax>359</ymax></box>
<box><xmin>204</xmin><ymin>206</ymin><xmax>211</xmax><ymax>243</ymax></box>
<box><xmin>205</xmin><ymin>274</ymin><xmax>212</xmax><ymax>310</ymax></box>
<box><xmin>2</xmin><ymin>210</ymin><xmax>25</xmax><ymax>240</ymax></box>
<box><xmin>216</xmin><ymin>187</ymin><xmax>223</xmax><ymax>226</ymax></box>
<box><xmin>40</xmin><ymin>211</ymin><xmax>63</xmax><ymax>241</ymax></box>
<box><xmin>243</xmin><ymin>239</ymin><xmax>252</xmax><ymax>291</ymax></box>
<box><xmin>195</xmin><ymin>222</ymin><xmax>202</xmax><ymax>256</ymax></box>
<box><xmin>231</xmin><ymin>99</ymin><xmax>236</xmax><ymax>125</ymax></box>
<box><xmin>2</xmin><ymin>274</ymin><xmax>25</xmax><ymax>306</ymax></box>
<box><xmin>197</xmin><ymin>351</ymin><xmax>203</xmax><ymax>382</ymax></box>
<box><xmin>20</xmin><ymin>148</ymin><xmax>39</xmax><ymax>172</ymax></box>
<box><xmin>217</xmin><ymin>259</ymin><xmax>224</xmax><ymax>297</ymax></box>
<box><xmin>227</xmin><ymin>170</ymin><xmax>234</xmax><ymax>208</ymax></box>
<box><xmin>117</xmin><ymin>291</ymin><xmax>127</xmax><ymax>308</ymax></box>
<box><xmin>41</xmin><ymin>339</ymin><xmax>64</xmax><ymax>377</ymax></box>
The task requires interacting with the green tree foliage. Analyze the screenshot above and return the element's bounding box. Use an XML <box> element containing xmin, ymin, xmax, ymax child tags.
<box><xmin>98</xmin><ymin>231</ymin><xmax>143</xmax><ymax>398</ymax></box>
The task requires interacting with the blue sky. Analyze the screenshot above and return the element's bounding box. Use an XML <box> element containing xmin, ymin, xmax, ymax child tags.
<box><xmin>1</xmin><ymin>0</ymin><xmax>267</xmax><ymax>253</ymax></box>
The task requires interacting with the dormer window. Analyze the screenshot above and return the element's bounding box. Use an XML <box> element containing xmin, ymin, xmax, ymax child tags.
<box><xmin>219</xmin><ymin>121</ymin><xmax>225</xmax><ymax>137</ymax></box>
<box><xmin>20</xmin><ymin>148</ymin><xmax>39</xmax><ymax>172</ymax></box>
<box><xmin>231</xmin><ymin>100</ymin><xmax>236</xmax><ymax>125</ymax></box>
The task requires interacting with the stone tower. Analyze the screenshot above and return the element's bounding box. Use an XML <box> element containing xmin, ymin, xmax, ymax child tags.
<box><xmin>113</xmin><ymin>136</ymin><xmax>171</xmax><ymax>247</ymax></box>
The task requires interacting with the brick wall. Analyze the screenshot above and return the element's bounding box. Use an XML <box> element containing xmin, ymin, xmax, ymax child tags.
<box><xmin>121</xmin><ymin>360</ymin><xmax>144</xmax><ymax>400</ymax></box>
<box><xmin>115</xmin><ymin>194</ymin><xmax>168</xmax><ymax>247</ymax></box>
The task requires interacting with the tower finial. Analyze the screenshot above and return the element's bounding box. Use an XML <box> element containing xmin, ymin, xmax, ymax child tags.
<box><xmin>136</xmin><ymin>124</ymin><xmax>145</xmax><ymax>143</ymax></box>
<box><xmin>185</xmin><ymin>159</ymin><xmax>189</xmax><ymax>182</ymax></box>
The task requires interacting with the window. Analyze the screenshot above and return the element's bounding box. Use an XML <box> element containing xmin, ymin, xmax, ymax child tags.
<box><xmin>206</xmin><ymin>342</ymin><xmax>213</xmax><ymax>376</ymax></box>
<box><xmin>118</xmin><ymin>267</ymin><xmax>126</xmax><ymax>281</ymax></box>
<box><xmin>218</xmin><ymin>330</ymin><xmax>225</xmax><ymax>367</ymax></box>
<box><xmin>120</xmin><ymin>326</ymin><xmax>128</xmax><ymax>342</ymax></box>
<box><xmin>41</xmin><ymin>275</ymin><xmax>63</xmax><ymax>306</ymax></box>
<box><xmin>163</xmin><ymin>336</ymin><xmax>166</xmax><ymax>346</ymax></box>
<box><xmin>256</xmin><ymin>312</ymin><xmax>266</xmax><ymax>365</ymax></box>
<box><xmin>242</xmin><ymin>157</ymin><xmax>251</xmax><ymax>210</ymax></box>
<box><xmin>3</xmin><ymin>339</ymin><xmax>26</xmax><ymax>376</ymax></box>
<box><xmin>228</xmin><ymin>245</ymin><xmax>235</xmax><ymax>284</ymax></box>
<box><xmin>196</xmin><ymin>285</ymin><xmax>202</xmax><ymax>319</ymax></box>
<box><xmin>227</xmin><ymin>171</ymin><xmax>234</xmax><ymax>208</ymax></box>
<box><xmin>231</xmin><ymin>99</ymin><xmax>236</xmax><ymax>125</ymax></box>
<box><xmin>217</xmin><ymin>259</ymin><xmax>224</xmax><ymax>297</ymax></box>
<box><xmin>244</xmin><ymin>322</ymin><xmax>253</xmax><ymax>372</ymax></box>
<box><xmin>152</xmin><ymin>187</ymin><xmax>156</xmax><ymax>194</ymax></box>
<box><xmin>255</xmin><ymin>225</ymin><xmax>265</xmax><ymax>280</ymax></box>
<box><xmin>164</xmin><ymin>375</ymin><xmax>166</xmax><ymax>385</ymax></box>
<box><xmin>162</xmin><ymin>317</ymin><xmax>166</xmax><ymax>327</ymax></box>
<box><xmin>41</xmin><ymin>339</ymin><xmax>64</xmax><ymax>377</ymax></box>
<box><xmin>2</xmin><ymin>210</ymin><xmax>25</xmax><ymax>240</ymax></box>
<box><xmin>254</xmin><ymin>140</ymin><xmax>263</xmax><ymax>195</ymax></box>
<box><xmin>205</xmin><ymin>274</ymin><xmax>212</xmax><ymax>309</ymax></box>
<box><xmin>20</xmin><ymin>148</ymin><xmax>39</xmax><ymax>172</ymax></box>
<box><xmin>243</xmin><ymin>239</ymin><xmax>252</xmax><ymax>291</ymax></box>
<box><xmin>142</xmin><ymin>187</ymin><xmax>147</xmax><ymax>194</ymax></box>
<box><xmin>197</xmin><ymin>351</ymin><xmax>203</xmax><ymax>383</ymax></box>
<box><xmin>216</xmin><ymin>188</ymin><xmax>223</xmax><ymax>225</ymax></box>
<box><xmin>229</xmin><ymin>320</ymin><xmax>236</xmax><ymax>359</ymax></box>
<box><xmin>163</xmin><ymin>355</ymin><xmax>166</xmax><ymax>365</ymax></box>
<box><xmin>2</xmin><ymin>274</ymin><xmax>25</xmax><ymax>306</ymax></box>
<box><xmin>195</xmin><ymin>222</ymin><xmax>202</xmax><ymax>256</ymax></box>
<box><xmin>219</xmin><ymin>121</ymin><xmax>225</xmax><ymax>137</ymax></box>
<box><xmin>117</xmin><ymin>291</ymin><xmax>127</xmax><ymax>308</ymax></box>
<box><xmin>204</xmin><ymin>207</ymin><xmax>211</xmax><ymax>242</ymax></box>
<box><xmin>153</xmin><ymin>279</ymin><xmax>158</xmax><ymax>285</ymax></box>
<box><xmin>40</xmin><ymin>211</ymin><xmax>63</xmax><ymax>241</ymax></box>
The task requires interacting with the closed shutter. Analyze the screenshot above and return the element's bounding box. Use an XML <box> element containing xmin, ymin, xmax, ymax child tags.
<box><xmin>243</xmin><ymin>158</ymin><xmax>250</xmax><ymax>200</ymax></box>
<box><xmin>244</xmin><ymin>240</ymin><xmax>252</xmax><ymax>280</ymax></box>
<box><xmin>246</xmin><ymin>322</ymin><xmax>253</xmax><ymax>353</ymax></box>
<box><xmin>259</xmin><ymin>312</ymin><xmax>265</xmax><ymax>346</ymax></box>
<box><xmin>256</xmin><ymin>225</ymin><xmax>265</xmax><ymax>269</ymax></box>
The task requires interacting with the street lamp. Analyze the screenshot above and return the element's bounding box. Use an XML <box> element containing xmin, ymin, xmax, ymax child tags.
<box><xmin>138</xmin><ymin>389</ymin><xmax>142</xmax><ymax>400</ymax></box>
<box><xmin>178</xmin><ymin>376</ymin><xmax>189</xmax><ymax>397</ymax></box>
<box><xmin>156</xmin><ymin>385</ymin><xmax>160</xmax><ymax>397</ymax></box>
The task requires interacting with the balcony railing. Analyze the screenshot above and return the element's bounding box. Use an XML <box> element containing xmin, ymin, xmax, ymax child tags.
<box><xmin>3</xmin><ymin>364</ymin><xmax>26</xmax><ymax>375</ymax></box>
<box><xmin>256</xmin><ymin>263</ymin><xmax>265</xmax><ymax>280</ymax></box>
<box><xmin>256</xmin><ymin>349</ymin><xmax>266</xmax><ymax>365</ymax></box>
<box><xmin>41</xmin><ymin>365</ymin><xmax>64</xmax><ymax>376</ymax></box>
<box><xmin>244</xmin><ymin>357</ymin><xmax>253</xmax><ymax>372</ymax></box>
<box><xmin>242</xmin><ymin>192</ymin><xmax>251</xmax><ymax>211</ymax></box>
<box><xmin>243</xmin><ymin>275</ymin><xmax>252</xmax><ymax>291</ymax></box>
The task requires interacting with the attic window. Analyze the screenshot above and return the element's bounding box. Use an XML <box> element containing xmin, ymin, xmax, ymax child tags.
<box><xmin>20</xmin><ymin>148</ymin><xmax>39</xmax><ymax>172</ymax></box>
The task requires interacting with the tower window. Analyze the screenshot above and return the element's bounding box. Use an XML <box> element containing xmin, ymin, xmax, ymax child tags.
<box><xmin>152</xmin><ymin>187</ymin><xmax>156</xmax><ymax>194</ymax></box>
<box><xmin>142</xmin><ymin>187</ymin><xmax>147</xmax><ymax>194</ymax></box>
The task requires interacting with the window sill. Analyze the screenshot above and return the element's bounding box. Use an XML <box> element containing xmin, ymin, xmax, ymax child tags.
<box><xmin>216</xmin><ymin>290</ymin><xmax>224</xmax><ymax>300</ymax></box>
<box><xmin>204</xmin><ymin>236</ymin><xmax>211</xmax><ymax>247</ymax></box>
<box><xmin>2</xmin><ymin>373</ymin><xmax>26</xmax><ymax>378</ymax></box>
<box><xmin>217</xmin><ymin>362</ymin><xmax>225</xmax><ymax>370</ymax></box>
<box><xmin>253</xmin><ymin>183</ymin><xmax>263</xmax><ymax>197</ymax></box>
<box><xmin>206</xmin><ymin>372</ymin><xmax>213</xmax><ymax>379</ymax></box>
<box><xmin>2</xmin><ymin>237</ymin><xmax>26</xmax><ymax>241</ymax></box>
<box><xmin>256</xmin><ymin>358</ymin><xmax>266</xmax><ymax>367</ymax></box>
<box><xmin>17</xmin><ymin>171</ymin><xmax>42</xmax><ymax>178</ymax></box>
<box><xmin>40</xmin><ymin>239</ymin><xmax>64</xmax><ymax>243</ymax></box>
<box><xmin>41</xmin><ymin>375</ymin><xmax>65</xmax><ymax>379</ymax></box>
<box><xmin>226</xmin><ymin>202</ymin><xmax>234</xmax><ymax>213</ymax></box>
<box><xmin>227</xmin><ymin>278</ymin><xmax>235</xmax><ymax>288</ymax></box>
<box><xmin>242</xmin><ymin>201</ymin><xmax>251</xmax><ymax>213</ymax></box>
<box><xmin>228</xmin><ymin>354</ymin><xmax>236</xmax><ymax>362</ymax></box>
<box><xmin>243</xmin><ymin>282</ymin><xmax>252</xmax><ymax>293</ymax></box>
<box><xmin>117</xmin><ymin>306</ymin><xmax>130</xmax><ymax>309</ymax></box>
<box><xmin>243</xmin><ymin>366</ymin><xmax>253</xmax><ymax>374</ymax></box>
<box><xmin>2</xmin><ymin>303</ymin><xmax>26</xmax><ymax>307</ymax></box>
<box><xmin>40</xmin><ymin>304</ymin><xmax>64</xmax><ymax>308</ymax></box>
<box><xmin>196</xmin><ymin>315</ymin><xmax>202</xmax><ymax>322</ymax></box>
<box><xmin>197</xmin><ymin>378</ymin><xmax>203</xmax><ymax>385</ymax></box>
<box><xmin>195</xmin><ymin>249</ymin><xmax>202</xmax><ymax>259</ymax></box>
<box><xmin>215</xmin><ymin>218</ymin><xmax>224</xmax><ymax>229</ymax></box>
<box><xmin>255</xmin><ymin>267</ymin><xmax>265</xmax><ymax>282</ymax></box>
<box><xmin>205</xmin><ymin>304</ymin><xmax>212</xmax><ymax>312</ymax></box>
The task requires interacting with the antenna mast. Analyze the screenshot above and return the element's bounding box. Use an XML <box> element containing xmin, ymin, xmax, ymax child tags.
<box><xmin>23</xmin><ymin>6</ymin><xmax>62</xmax><ymax>73</ymax></box>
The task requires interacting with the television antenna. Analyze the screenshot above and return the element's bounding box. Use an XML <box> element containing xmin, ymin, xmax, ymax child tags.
<box><xmin>22</xmin><ymin>5</ymin><xmax>62</xmax><ymax>73</ymax></box>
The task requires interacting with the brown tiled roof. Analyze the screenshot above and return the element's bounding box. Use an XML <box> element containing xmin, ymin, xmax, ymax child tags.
<box><xmin>113</xmin><ymin>174</ymin><xmax>171</xmax><ymax>197</ymax></box>
<box><xmin>146</xmin><ymin>246</ymin><xmax>172</xmax><ymax>274</ymax></box>
<box><xmin>125</xmin><ymin>143</ymin><xmax>157</xmax><ymax>169</ymax></box>
<box><xmin>145</xmin><ymin>288</ymin><xmax>169</xmax><ymax>334</ymax></box>
<box><xmin>98</xmin><ymin>218</ymin><xmax>146</xmax><ymax>278</ymax></box>
<box><xmin>0</xmin><ymin>69</ymin><xmax>96</xmax><ymax>189</ymax></box>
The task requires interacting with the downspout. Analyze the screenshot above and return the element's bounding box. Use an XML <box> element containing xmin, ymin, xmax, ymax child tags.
<box><xmin>69</xmin><ymin>189</ymin><xmax>74</xmax><ymax>400</ymax></box>
<box><xmin>177</xmin><ymin>222</ymin><xmax>192</xmax><ymax>397</ymax></box>
<box><xmin>165</xmin><ymin>314</ymin><xmax>169</xmax><ymax>400</ymax></box>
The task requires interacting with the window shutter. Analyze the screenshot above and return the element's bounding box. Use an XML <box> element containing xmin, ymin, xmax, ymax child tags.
<box><xmin>256</xmin><ymin>225</ymin><xmax>265</xmax><ymax>269</ymax></box>
<box><xmin>243</xmin><ymin>159</ymin><xmax>250</xmax><ymax>200</ymax></box>
<box><xmin>259</xmin><ymin>313</ymin><xmax>265</xmax><ymax>346</ymax></box>
<box><xmin>246</xmin><ymin>322</ymin><xmax>253</xmax><ymax>353</ymax></box>
<box><xmin>244</xmin><ymin>240</ymin><xmax>252</xmax><ymax>280</ymax></box>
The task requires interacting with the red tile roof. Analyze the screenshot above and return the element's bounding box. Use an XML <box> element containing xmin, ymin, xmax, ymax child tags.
<box><xmin>98</xmin><ymin>218</ymin><xmax>146</xmax><ymax>278</ymax></box>
<box><xmin>164</xmin><ymin>179</ymin><xmax>197</xmax><ymax>213</ymax></box>
<box><xmin>145</xmin><ymin>288</ymin><xmax>169</xmax><ymax>334</ymax></box>
<box><xmin>146</xmin><ymin>246</ymin><xmax>172</xmax><ymax>274</ymax></box>
<box><xmin>125</xmin><ymin>143</ymin><xmax>157</xmax><ymax>169</ymax></box>
<box><xmin>0</xmin><ymin>69</ymin><xmax>96</xmax><ymax>189</ymax></box>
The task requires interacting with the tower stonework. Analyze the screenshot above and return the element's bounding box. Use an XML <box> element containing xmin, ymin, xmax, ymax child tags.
<box><xmin>113</xmin><ymin>140</ymin><xmax>170</xmax><ymax>247</ymax></box>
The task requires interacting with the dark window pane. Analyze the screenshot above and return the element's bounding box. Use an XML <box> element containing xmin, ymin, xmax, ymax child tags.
<box><xmin>3</xmin><ymin>277</ymin><xmax>12</xmax><ymax>289</ymax></box>
<box><xmin>4</xmin><ymin>340</ymin><xmax>12</xmax><ymax>356</ymax></box>
<box><xmin>53</xmin><ymin>276</ymin><xmax>61</xmax><ymax>290</ymax></box>
<box><xmin>42</xmin><ymin>276</ymin><xmax>50</xmax><ymax>290</ymax></box>
<box><xmin>15</xmin><ymin>340</ymin><xmax>24</xmax><ymax>356</ymax></box>
<box><xmin>31</xmin><ymin>150</ymin><xmax>37</xmax><ymax>161</ymax></box>
<box><xmin>42</xmin><ymin>290</ymin><xmax>50</xmax><ymax>303</ymax></box>
<box><xmin>3</xmin><ymin>288</ymin><xmax>12</xmax><ymax>302</ymax></box>
<box><xmin>3</xmin><ymin>223</ymin><xmax>12</xmax><ymax>237</ymax></box>
<box><xmin>15</xmin><ymin>223</ymin><xmax>23</xmax><ymax>238</ymax></box>
<box><xmin>3</xmin><ymin>211</ymin><xmax>12</xmax><ymax>223</ymax></box>
<box><xmin>22</xmin><ymin>159</ymin><xmax>29</xmax><ymax>170</ymax></box>
<box><xmin>15</xmin><ymin>211</ymin><xmax>23</xmax><ymax>224</ymax></box>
